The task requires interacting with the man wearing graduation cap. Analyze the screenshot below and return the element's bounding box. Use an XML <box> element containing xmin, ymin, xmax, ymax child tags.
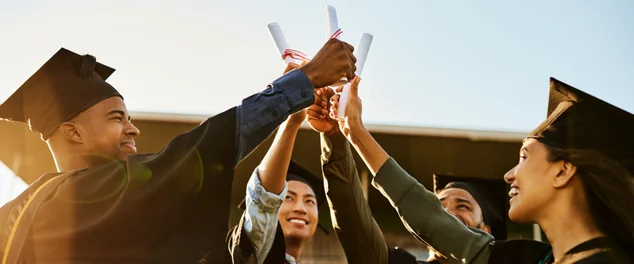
<box><xmin>388</xmin><ymin>174</ymin><xmax>509</xmax><ymax>264</ymax></box>
<box><xmin>229</xmin><ymin>160</ymin><xmax>328</xmax><ymax>264</ymax></box>
<box><xmin>432</xmin><ymin>174</ymin><xmax>508</xmax><ymax>241</ymax></box>
<box><xmin>227</xmin><ymin>80</ymin><xmax>329</xmax><ymax>264</ymax></box>
<box><xmin>326</xmin><ymin>77</ymin><xmax>634</xmax><ymax>263</ymax></box>
<box><xmin>383</xmin><ymin>175</ymin><xmax>508</xmax><ymax>264</ymax></box>
<box><xmin>0</xmin><ymin>40</ymin><xmax>357</xmax><ymax>264</ymax></box>
<box><xmin>408</xmin><ymin>175</ymin><xmax>507</xmax><ymax>263</ymax></box>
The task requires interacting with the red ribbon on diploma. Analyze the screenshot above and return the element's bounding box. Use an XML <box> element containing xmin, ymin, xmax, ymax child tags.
<box><xmin>281</xmin><ymin>29</ymin><xmax>343</xmax><ymax>62</ymax></box>
<box><xmin>282</xmin><ymin>49</ymin><xmax>310</xmax><ymax>61</ymax></box>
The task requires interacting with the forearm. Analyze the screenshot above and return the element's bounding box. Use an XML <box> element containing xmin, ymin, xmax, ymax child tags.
<box><xmin>372</xmin><ymin>158</ymin><xmax>494</xmax><ymax>264</ymax></box>
<box><xmin>347</xmin><ymin>126</ymin><xmax>390</xmax><ymax>176</ymax></box>
<box><xmin>242</xmin><ymin>170</ymin><xmax>287</xmax><ymax>264</ymax></box>
<box><xmin>321</xmin><ymin>132</ymin><xmax>389</xmax><ymax>264</ymax></box>
<box><xmin>235</xmin><ymin>69</ymin><xmax>314</xmax><ymax>167</ymax></box>
<box><xmin>345</xmin><ymin>124</ymin><xmax>493</xmax><ymax>263</ymax></box>
<box><xmin>258</xmin><ymin>121</ymin><xmax>301</xmax><ymax>194</ymax></box>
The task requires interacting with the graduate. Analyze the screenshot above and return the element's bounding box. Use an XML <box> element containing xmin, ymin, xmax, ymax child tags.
<box><xmin>387</xmin><ymin>175</ymin><xmax>509</xmax><ymax>264</ymax></box>
<box><xmin>328</xmin><ymin>77</ymin><xmax>634</xmax><ymax>264</ymax></box>
<box><xmin>0</xmin><ymin>39</ymin><xmax>356</xmax><ymax>264</ymax></box>
<box><xmin>228</xmin><ymin>159</ymin><xmax>328</xmax><ymax>264</ymax></box>
<box><xmin>227</xmin><ymin>64</ymin><xmax>331</xmax><ymax>264</ymax></box>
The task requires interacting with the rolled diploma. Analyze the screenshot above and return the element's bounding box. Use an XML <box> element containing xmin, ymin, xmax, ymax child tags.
<box><xmin>268</xmin><ymin>22</ymin><xmax>295</xmax><ymax>64</ymax></box>
<box><xmin>325</xmin><ymin>5</ymin><xmax>339</xmax><ymax>39</ymax></box>
<box><xmin>325</xmin><ymin>5</ymin><xmax>348</xmax><ymax>86</ymax></box>
<box><xmin>337</xmin><ymin>33</ymin><xmax>373</xmax><ymax>120</ymax></box>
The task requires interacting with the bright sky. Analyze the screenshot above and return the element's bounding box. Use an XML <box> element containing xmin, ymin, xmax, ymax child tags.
<box><xmin>0</xmin><ymin>0</ymin><xmax>633</xmax><ymax>136</ymax></box>
<box><xmin>0</xmin><ymin>161</ymin><xmax>27</xmax><ymax>205</ymax></box>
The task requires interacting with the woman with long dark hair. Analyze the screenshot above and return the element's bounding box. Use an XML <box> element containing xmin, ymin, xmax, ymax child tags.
<box><xmin>328</xmin><ymin>77</ymin><xmax>634</xmax><ymax>263</ymax></box>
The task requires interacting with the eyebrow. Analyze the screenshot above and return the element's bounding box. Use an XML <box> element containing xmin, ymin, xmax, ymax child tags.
<box><xmin>106</xmin><ymin>110</ymin><xmax>131</xmax><ymax>120</ymax></box>
<box><xmin>439</xmin><ymin>196</ymin><xmax>474</xmax><ymax>206</ymax></box>
<box><xmin>287</xmin><ymin>190</ymin><xmax>316</xmax><ymax>199</ymax></box>
<box><xmin>455</xmin><ymin>197</ymin><xmax>474</xmax><ymax>206</ymax></box>
<box><xmin>106</xmin><ymin>110</ymin><xmax>125</xmax><ymax>117</ymax></box>
<box><xmin>521</xmin><ymin>146</ymin><xmax>530</xmax><ymax>153</ymax></box>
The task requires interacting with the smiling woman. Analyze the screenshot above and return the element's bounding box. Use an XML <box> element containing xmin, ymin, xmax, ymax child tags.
<box><xmin>331</xmin><ymin>75</ymin><xmax>634</xmax><ymax>264</ymax></box>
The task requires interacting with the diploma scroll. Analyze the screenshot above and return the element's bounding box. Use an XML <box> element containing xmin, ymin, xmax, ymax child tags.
<box><xmin>336</xmin><ymin>33</ymin><xmax>373</xmax><ymax>120</ymax></box>
<box><xmin>325</xmin><ymin>5</ymin><xmax>349</xmax><ymax>87</ymax></box>
<box><xmin>326</xmin><ymin>5</ymin><xmax>340</xmax><ymax>40</ymax></box>
<box><xmin>268</xmin><ymin>22</ymin><xmax>305</xmax><ymax>65</ymax></box>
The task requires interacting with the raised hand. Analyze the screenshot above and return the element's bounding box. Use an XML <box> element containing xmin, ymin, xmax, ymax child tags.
<box><xmin>300</xmin><ymin>39</ymin><xmax>357</xmax><ymax>88</ymax></box>
<box><xmin>329</xmin><ymin>77</ymin><xmax>362</xmax><ymax>137</ymax></box>
<box><xmin>306</xmin><ymin>87</ymin><xmax>339</xmax><ymax>136</ymax></box>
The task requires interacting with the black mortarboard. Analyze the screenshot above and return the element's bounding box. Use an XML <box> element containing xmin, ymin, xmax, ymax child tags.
<box><xmin>528</xmin><ymin>78</ymin><xmax>634</xmax><ymax>174</ymax></box>
<box><xmin>433</xmin><ymin>173</ymin><xmax>508</xmax><ymax>240</ymax></box>
<box><xmin>238</xmin><ymin>160</ymin><xmax>329</xmax><ymax>234</ymax></box>
<box><xmin>0</xmin><ymin>48</ymin><xmax>122</xmax><ymax>140</ymax></box>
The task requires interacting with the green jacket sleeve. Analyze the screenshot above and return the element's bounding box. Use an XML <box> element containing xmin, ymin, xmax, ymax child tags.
<box><xmin>371</xmin><ymin>158</ymin><xmax>495</xmax><ymax>264</ymax></box>
<box><xmin>321</xmin><ymin>133</ymin><xmax>389</xmax><ymax>264</ymax></box>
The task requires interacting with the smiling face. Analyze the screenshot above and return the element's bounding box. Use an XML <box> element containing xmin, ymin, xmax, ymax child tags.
<box><xmin>438</xmin><ymin>188</ymin><xmax>489</xmax><ymax>233</ymax></box>
<box><xmin>70</xmin><ymin>97</ymin><xmax>141</xmax><ymax>163</ymax></box>
<box><xmin>504</xmin><ymin>138</ymin><xmax>562</xmax><ymax>223</ymax></box>
<box><xmin>278</xmin><ymin>180</ymin><xmax>319</xmax><ymax>242</ymax></box>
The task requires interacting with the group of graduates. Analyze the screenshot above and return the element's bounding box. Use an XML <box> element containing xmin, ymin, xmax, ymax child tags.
<box><xmin>0</xmin><ymin>37</ymin><xmax>633</xmax><ymax>264</ymax></box>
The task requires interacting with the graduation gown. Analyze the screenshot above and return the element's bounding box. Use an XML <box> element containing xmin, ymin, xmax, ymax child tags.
<box><xmin>388</xmin><ymin>247</ymin><xmax>436</xmax><ymax>264</ymax></box>
<box><xmin>489</xmin><ymin>237</ymin><xmax>633</xmax><ymax>264</ymax></box>
<box><xmin>0</xmin><ymin>69</ymin><xmax>315</xmax><ymax>264</ymax></box>
<box><xmin>321</xmin><ymin>134</ymin><xmax>438</xmax><ymax>264</ymax></box>
<box><xmin>318</xmin><ymin>133</ymin><xmax>390</xmax><ymax>264</ymax></box>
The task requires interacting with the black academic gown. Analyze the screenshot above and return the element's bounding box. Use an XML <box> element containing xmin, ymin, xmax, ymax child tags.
<box><xmin>0</xmin><ymin>69</ymin><xmax>316</xmax><ymax>264</ymax></box>
<box><xmin>388</xmin><ymin>247</ymin><xmax>435</xmax><ymax>264</ymax></box>
<box><xmin>488</xmin><ymin>237</ymin><xmax>633</xmax><ymax>264</ymax></box>
<box><xmin>1</xmin><ymin>108</ymin><xmax>237</xmax><ymax>264</ymax></box>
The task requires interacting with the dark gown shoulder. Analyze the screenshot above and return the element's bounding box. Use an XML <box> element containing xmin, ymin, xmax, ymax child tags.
<box><xmin>569</xmin><ymin>237</ymin><xmax>634</xmax><ymax>264</ymax></box>
<box><xmin>487</xmin><ymin>239</ymin><xmax>551</xmax><ymax>264</ymax></box>
<box><xmin>573</xmin><ymin>250</ymin><xmax>633</xmax><ymax>264</ymax></box>
<box><xmin>388</xmin><ymin>247</ymin><xmax>430</xmax><ymax>264</ymax></box>
<box><xmin>3</xmin><ymin>108</ymin><xmax>240</xmax><ymax>264</ymax></box>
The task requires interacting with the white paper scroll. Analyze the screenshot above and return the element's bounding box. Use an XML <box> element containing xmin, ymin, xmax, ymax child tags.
<box><xmin>325</xmin><ymin>5</ymin><xmax>349</xmax><ymax>86</ymax></box>
<box><xmin>337</xmin><ymin>33</ymin><xmax>373</xmax><ymax>120</ymax></box>
<box><xmin>267</xmin><ymin>5</ymin><xmax>374</xmax><ymax>121</ymax></box>
<box><xmin>267</xmin><ymin>22</ymin><xmax>295</xmax><ymax>64</ymax></box>
<box><xmin>325</xmin><ymin>5</ymin><xmax>340</xmax><ymax>39</ymax></box>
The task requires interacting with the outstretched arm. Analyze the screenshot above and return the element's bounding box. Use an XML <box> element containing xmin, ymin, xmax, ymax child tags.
<box><xmin>240</xmin><ymin>62</ymin><xmax>315</xmax><ymax>264</ymax></box>
<box><xmin>241</xmin><ymin>115</ymin><xmax>306</xmax><ymax>264</ymax></box>
<box><xmin>235</xmin><ymin>38</ymin><xmax>358</xmax><ymax>167</ymax></box>
<box><xmin>329</xmin><ymin>79</ymin><xmax>495</xmax><ymax>264</ymax></box>
<box><xmin>307</xmin><ymin>87</ymin><xmax>389</xmax><ymax>264</ymax></box>
<box><xmin>321</xmin><ymin>132</ymin><xmax>390</xmax><ymax>264</ymax></box>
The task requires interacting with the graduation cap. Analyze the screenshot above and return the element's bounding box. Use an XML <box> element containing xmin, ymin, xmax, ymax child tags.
<box><xmin>0</xmin><ymin>48</ymin><xmax>122</xmax><ymax>140</ymax></box>
<box><xmin>528</xmin><ymin>78</ymin><xmax>634</xmax><ymax>174</ymax></box>
<box><xmin>433</xmin><ymin>173</ymin><xmax>508</xmax><ymax>240</ymax></box>
<box><xmin>239</xmin><ymin>160</ymin><xmax>330</xmax><ymax>234</ymax></box>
